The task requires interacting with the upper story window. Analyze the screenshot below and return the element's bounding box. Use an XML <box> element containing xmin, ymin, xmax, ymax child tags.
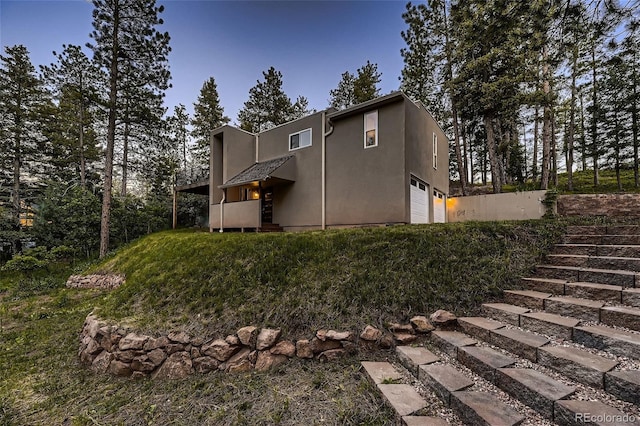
<box><xmin>289</xmin><ymin>128</ymin><xmax>312</xmax><ymax>151</ymax></box>
<box><xmin>432</xmin><ymin>132</ymin><xmax>438</xmax><ymax>169</ymax></box>
<box><xmin>364</xmin><ymin>110</ymin><xmax>378</xmax><ymax>148</ymax></box>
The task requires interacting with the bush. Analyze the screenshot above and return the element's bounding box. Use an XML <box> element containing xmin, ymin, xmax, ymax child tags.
<box><xmin>1</xmin><ymin>255</ymin><xmax>47</xmax><ymax>273</ymax></box>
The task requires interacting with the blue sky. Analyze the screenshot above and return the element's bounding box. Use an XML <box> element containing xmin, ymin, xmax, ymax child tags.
<box><xmin>1</xmin><ymin>0</ymin><xmax>409</xmax><ymax>124</ymax></box>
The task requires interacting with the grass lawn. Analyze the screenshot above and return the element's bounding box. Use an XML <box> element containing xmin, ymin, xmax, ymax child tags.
<box><xmin>1</xmin><ymin>220</ymin><xmax>569</xmax><ymax>425</ymax></box>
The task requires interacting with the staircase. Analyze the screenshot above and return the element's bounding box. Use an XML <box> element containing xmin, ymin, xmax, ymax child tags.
<box><xmin>363</xmin><ymin>225</ymin><xmax>640</xmax><ymax>425</ymax></box>
<box><xmin>257</xmin><ymin>223</ymin><xmax>283</xmax><ymax>232</ymax></box>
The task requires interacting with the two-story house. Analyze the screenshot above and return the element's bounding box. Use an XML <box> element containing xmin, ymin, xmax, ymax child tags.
<box><xmin>175</xmin><ymin>91</ymin><xmax>449</xmax><ymax>231</ymax></box>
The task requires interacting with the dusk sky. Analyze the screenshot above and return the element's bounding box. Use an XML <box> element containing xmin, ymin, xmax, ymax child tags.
<box><xmin>1</xmin><ymin>0</ymin><xmax>409</xmax><ymax>125</ymax></box>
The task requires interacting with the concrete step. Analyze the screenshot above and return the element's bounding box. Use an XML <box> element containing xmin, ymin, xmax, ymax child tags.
<box><xmin>402</xmin><ymin>416</ymin><xmax>450</xmax><ymax>426</ymax></box>
<box><xmin>548</xmin><ymin>254</ymin><xmax>640</xmax><ymax>272</ymax></box>
<box><xmin>537</xmin><ymin>264</ymin><xmax>637</xmax><ymax>288</ymax></box>
<box><xmin>520</xmin><ymin>311</ymin><xmax>581</xmax><ymax>341</ymax></box>
<box><xmin>605</xmin><ymin>370</ymin><xmax>640</xmax><ymax>405</ymax></box>
<box><xmin>495</xmin><ymin>368</ymin><xmax>576</xmax><ymax>419</ymax></box>
<box><xmin>573</xmin><ymin>324</ymin><xmax>640</xmax><ymax>359</ymax></box>
<box><xmin>623</xmin><ymin>288</ymin><xmax>640</xmax><ymax>307</ymax></box>
<box><xmin>598</xmin><ymin>244</ymin><xmax>640</xmax><ymax>258</ymax></box>
<box><xmin>537</xmin><ymin>345</ymin><xmax>618</xmax><ymax>388</ymax></box>
<box><xmin>396</xmin><ymin>346</ymin><xmax>439</xmax><ymax>377</ymax></box>
<box><xmin>450</xmin><ymin>391</ymin><xmax>525</xmax><ymax>426</ymax></box>
<box><xmin>543</xmin><ymin>296</ymin><xmax>604</xmax><ymax>322</ymax></box>
<box><xmin>521</xmin><ymin>277</ymin><xmax>566</xmax><ymax>295</ymax></box>
<box><xmin>419</xmin><ymin>363</ymin><xmax>474</xmax><ymax>407</ymax></box>
<box><xmin>565</xmin><ymin>282</ymin><xmax>623</xmax><ymax>303</ymax></box>
<box><xmin>503</xmin><ymin>289</ymin><xmax>551</xmax><ymax>310</ymax></box>
<box><xmin>490</xmin><ymin>327</ymin><xmax>550</xmax><ymax>362</ymax></box>
<box><xmin>457</xmin><ymin>345</ymin><xmax>516</xmax><ymax>383</ymax></box>
<box><xmin>481</xmin><ymin>303</ymin><xmax>531</xmax><ymax>326</ymax></box>
<box><xmin>553</xmin><ymin>243</ymin><xmax>597</xmax><ymax>256</ymax></box>
<box><xmin>361</xmin><ymin>361</ymin><xmax>404</xmax><ymax>384</ymax></box>
<box><xmin>600</xmin><ymin>305</ymin><xmax>640</xmax><ymax>332</ymax></box>
<box><xmin>554</xmin><ymin>399</ymin><xmax>639</xmax><ymax>426</ymax></box>
<box><xmin>457</xmin><ymin>317</ymin><xmax>505</xmax><ymax>341</ymax></box>
<box><xmin>429</xmin><ymin>330</ymin><xmax>477</xmax><ymax>357</ymax></box>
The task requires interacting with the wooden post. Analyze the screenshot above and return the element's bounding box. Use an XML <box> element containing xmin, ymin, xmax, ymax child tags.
<box><xmin>172</xmin><ymin>189</ymin><xmax>177</xmax><ymax>229</ymax></box>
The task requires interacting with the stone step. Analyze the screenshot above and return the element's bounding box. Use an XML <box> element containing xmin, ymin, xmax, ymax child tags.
<box><xmin>377</xmin><ymin>383</ymin><xmax>428</xmax><ymax>417</ymax></box>
<box><xmin>396</xmin><ymin>346</ymin><xmax>439</xmax><ymax>377</ymax></box>
<box><xmin>537</xmin><ymin>345</ymin><xmax>618</xmax><ymax>388</ymax></box>
<box><xmin>457</xmin><ymin>346</ymin><xmax>517</xmax><ymax>383</ymax></box>
<box><xmin>554</xmin><ymin>399</ymin><xmax>639</xmax><ymax>426</ymax></box>
<box><xmin>548</xmin><ymin>254</ymin><xmax>640</xmax><ymax>273</ymax></box>
<box><xmin>605</xmin><ymin>370</ymin><xmax>640</xmax><ymax>406</ymax></box>
<box><xmin>450</xmin><ymin>391</ymin><xmax>525</xmax><ymax>426</ymax></box>
<box><xmin>504</xmin><ymin>290</ymin><xmax>551</xmax><ymax>310</ymax></box>
<box><xmin>607</xmin><ymin>225</ymin><xmax>640</xmax><ymax>235</ymax></box>
<box><xmin>566</xmin><ymin>225</ymin><xmax>607</xmax><ymax>236</ymax></box>
<box><xmin>543</xmin><ymin>296</ymin><xmax>604</xmax><ymax>322</ymax></box>
<box><xmin>600</xmin><ymin>305</ymin><xmax>640</xmax><ymax>332</ymax></box>
<box><xmin>457</xmin><ymin>317</ymin><xmax>505</xmax><ymax>341</ymax></box>
<box><xmin>521</xmin><ymin>277</ymin><xmax>566</xmax><ymax>295</ymax></box>
<box><xmin>419</xmin><ymin>363</ymin><xmax>474</xmax><ymax>407</ymax></box>
<box><xmin>563</xmin><ymin>234</ymin><xmax>602</xmax><ymax>244</ymax></box>
<box><xmin>490</xmin><ymin>327</ymin><xmax>550</xmax><ymax>362</ymax></box>
<box><xmin>565</xmin><ymin>282</ymin><xmax>623</xmax><ymax>303</ymax></box>
<box><xmin>495</xmin><ymin>368</ymin><xmax>576</xmax><ymax>419</ymax></box>
<box><xmin>361</xmin><ymin>361</ymin><xmax>404</xmax><ymax>384</ymax></box>
<box><xmin>520</xmin><ymin>312</ymin><xmax>581</xmax><ymax>341</ymax></box>
<box><xmin>481</xmin><ymin>303</ymin><xmax>531</xmax><ymax>326</ymax></box>
<box><xmin>602</xmin><ymin>234</ymin><xmax>640</xmax><ymax>245</ymax></box>
<box><xmin>573</xmin><ymin>325</ymin><xmax>640</xmax><ymax>359</ymax></box>
<box><xmin>553</xmin><ymin>243</ymin><xmax>597</xmax><ymax>256</ymax></box>
<box><xmin>598</xmin><ymin>244</ymin><xmax>640</xmax><ymax>258</ymax></box>
<box><xmin>537</xmin><ymin>264</ymin><xmax>637</xmax><ymax>288</ymax></box>
<box><xmin>402</xmin><ymin>416</ymin><xmax>450</xmax><ymax>426</ymax></box>
<box><xmin>429</xmin><ymin>331</ymin><xmax>477</xmax><ymax>358</ymax></box>
<box><xmin>623</xmin><ymin>288</ymin><xmax>640</xmax><ymax>307</ymax></box>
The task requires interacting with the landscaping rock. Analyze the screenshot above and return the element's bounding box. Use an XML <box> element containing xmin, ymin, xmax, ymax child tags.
<box><xmin>318</xmin><ymin>349</ymin><xmax>345</xmax><ymax>362</ymax></box>
<box><xmin>119</xmin><ymin>333</ymin><xmax>149</xmax><ymax>351</ymax></box>
<box><xmin>192</xmin><ymin>356</ymin><xmax>219</xmax><ymax>374</ymax></box>
<box><xmin>144</xmin><ymin>336</ymin><xmax>169</xmax><ymax>351</ymax></box>
<box><xmin>393</xmin><ymin>332</ymin><xmax>417</xmax><ymax>344</ymax></box>
<box><xmin>410</xmin><ymin>315</ymin><xmax>435</xmax><ymax>333</ymax></box>
<box><xmin>254</xmin><ymin>351</ymin><xmax>287</xmax><ymax>371</ymax></box>
<box><xmin>131</xmin><ymin>356</ymin><xmax>156</xmax><ymax>373</ymax></box>
<box><xmin>225</xmin><ymin>334</ymin><xmax>240</xmax><ymax>346</ymax></box>
<box><xmin>152</xmin><ymin>351</ymin><xmax>193</xmax><ymax>379</ymax></box>
<box><xmin>295</xmin><ymin>339</ymin><xmax>314</xmax><ymax>358</ymax></box>
<box><xmin>310</xmin><ymin>337</ymin><xmax>342</xmax><ymax>354</ymax></box>
<box><xmin>430</xmin><ymin>310</ymin><xmax>457</xmax><ymax>327</ymax></box>
<box><xmin>91</xmin><ymin>351</ymin><xmax>114</xmax><ymax>373</ymax></box>
<box><xmin>256</xmin><ymin>328</ymin><xmax>281</xmax><ymax>350</ymax></box>
<box><xmin>109</xmin><ymin>360</ymin><xmax>132</xmax><ymax>377</ymax></box>
<box><xmin>270</xmin><ymin>340</ymin><xmax>296</xmax><ymax>357</ymax></box>
<box><xmin>147</xmin><ymin>348</ymin><xmax>167</xmax><ymax>366</ymax></box>
<box><xmin>168</xmin><ymin>331</ymin><xmax>190</xmax><ymax>344</ymax></box>
<box><xmin>201</xmin><ymin>339</ymin><xmax>239</xmax><ymax>362</ymax></box>
<box><xmin>389</xmin><ymin>323</ymin><xmax>414</xmax><ymax>334</ymax></box>
<box><xmin>225</xmin><ymin>347</ymin><xmax>252</xmax><ymax>371</ymax></box>
<box><xmin>325</xmin><ymin>330</ymin><xmax>353</xmax><ymax>341</ymax></box>
<box><xmin>360</xmin><ymin>325</ymin><xmax>383</xmax><ymax>341</ymax></box>
<box><xmin>237</xmin><ymin>326</ymin><xmax>258</xmax><ymax>348</ymax></box>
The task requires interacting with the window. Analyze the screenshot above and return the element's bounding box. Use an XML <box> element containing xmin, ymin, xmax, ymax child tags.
<box><xmin>432</xmin><ymin>133</ymin><xmax>438</xmax><ymax>169</ymax></box>
<box><xmin>289</xmin><ymin>128</ymin><xmax>312</xmax><ymax>151</ymax></box>
<box><xmin>364</xmin><ymin>111</ymin><xmax>378</xmax><ymax>148</ymax></box>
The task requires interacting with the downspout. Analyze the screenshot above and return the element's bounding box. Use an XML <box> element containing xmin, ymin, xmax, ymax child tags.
<box><xmin>322</xmin><ymin>111</ymin><xmax>334</xmax><ymax>230</ymax></box>
<box><xmin>255</xmin><ymin>134</ymin><xmax>259</xmax><ymax>163</ymax></box>
<box><xmin>219</xmin><ymin>189</ymin><xmax>226</xmax><ymax>233</ymax></box>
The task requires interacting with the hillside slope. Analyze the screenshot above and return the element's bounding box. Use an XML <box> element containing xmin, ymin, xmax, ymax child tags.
<box><xmin>94</xmin><ymin>222</ymin><xmax>565</xmax><ymax>337</ymax></box>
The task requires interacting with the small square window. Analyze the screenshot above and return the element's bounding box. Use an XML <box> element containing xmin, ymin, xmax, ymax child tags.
<box><xmin>289</xmin><ymin>128</ymin><xmax>312</xmax><ymax>151</ymax></box>
<box><xmin>364</xmin><ymin>111</ymin><xmax>378</xmax><ymax>148</ymax></box>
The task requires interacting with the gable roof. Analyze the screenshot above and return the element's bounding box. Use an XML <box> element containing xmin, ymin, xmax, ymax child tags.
<box><xmin>219</xmin><ymin>155</ymin><xmax>295</xmax><ymax>189</ymax></box>
<box><xmin>326</xmin><ymin>91</ymin><xmax>406</xmax><ymax>121</ymax></box>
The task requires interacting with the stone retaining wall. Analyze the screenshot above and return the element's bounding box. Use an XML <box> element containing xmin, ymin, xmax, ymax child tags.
<box><xmin>78</xmin><ymin>312</ymin><xmax>447</xmax><ymax>379</ymax></box>
<box><xmin>557</xmin><ymin>193</ymin><xmax>640</xmax><ymax>217</ymax></box>
<box><xmin>66</xmin><ymin>274</ymin><xmax>125</xmax><ymax>290</ymax></box>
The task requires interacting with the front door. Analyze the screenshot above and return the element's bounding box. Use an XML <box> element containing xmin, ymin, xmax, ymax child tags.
<box><xmin>261</xmin><ymin>188</ymin><xmax>273</xmax><ymax>224</ymax></box>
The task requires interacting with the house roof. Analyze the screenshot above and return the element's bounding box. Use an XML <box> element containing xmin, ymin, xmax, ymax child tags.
<box><xmin>219</xmin><ymin>155</ymin><xmax>295</xmax><ymax>189</ymax></box>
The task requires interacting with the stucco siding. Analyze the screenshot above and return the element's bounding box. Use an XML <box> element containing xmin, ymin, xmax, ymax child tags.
<box><xmin>326</xmin><ymin>100</ymin><xmax>406</xmax><ymax>226</ymax></box>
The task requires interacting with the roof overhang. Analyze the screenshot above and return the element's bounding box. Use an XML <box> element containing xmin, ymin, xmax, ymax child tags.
<box><xmin>219</xmin><ymin>155</ymin><xmax>296</xmax><ymax>189</ymax></box>
<box><xmin>326</xmin><ymin>91</ymin><xmax>405</xmax><ymax>121</ymax></box>
<box><xmin>175</xmin><ymin>179</ymin><xmax>209</xmax><ymax>195</ymax></box>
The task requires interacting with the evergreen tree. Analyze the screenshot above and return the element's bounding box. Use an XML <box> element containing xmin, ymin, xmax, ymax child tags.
<box><xmin>40</xmin><ymin>44</ymin><xmax>103</xmax><ymax>188</ymax></box>
<box><xmin>238</xmin><ymin>67</ymin><xmax>302</xmax><ymax>133</ymax></box>
<box><xmin>87</xmin><ymin>0</ymin><xmax>171</xmax><ymax>258</ymax></box>
<box><xmin>0</xmin><ymin>45</ymin><xmax>46</xmax><ymax>250</ymax></box>
<box><xmin>191</xmin><ymin>77</ymin><xmax>228</xmax><ymax>169</ymax></box>
<box><xmin>329</xmin><ymin>71</ymin><xmax>356</xmax><ymax>109</ymax></box>
<box><xmin>329</xmin><ymin>61</ymin><xmax>382</xmax><ymax>109</ymax></box>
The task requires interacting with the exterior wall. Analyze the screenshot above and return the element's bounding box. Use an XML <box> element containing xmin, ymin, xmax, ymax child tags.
<box><xmin>557</xmin><ymin>193</ymin><xmax>640</xmax><ymax>217</ymax></box>
<box><xmin>404</xmin><ymin>100</ymin><xmax>450</xmax><ymax>223</ymax></box>
<box><xmin>258</xmin><ymin>113</ymin><xmax>324</xmax><ymax>228</ymax></box>
<box><xmin>326</xmin><ymin>99</ymin><xmax>406</xmax><ymax>226</ymax></box>
<box><xmin>210</xmin><ymin>200</ymin><xmax>261</xmax><ymax>229</ymax></box>
<box><xmin>447</xmin><ymin>190</ymin><xmax>547</xmax><ymax>222</ymax></box>
<box><xmin>210</xmin><ymin>127</ymin><xmax>256</xmax><ymax>229</ymax></box>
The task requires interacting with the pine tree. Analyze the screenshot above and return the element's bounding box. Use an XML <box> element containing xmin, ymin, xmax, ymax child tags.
<box><xmin>87</xmin><ymin>0</ymin><xmax>171</xmax><ymax>258</ymax></box>
<box><xmin>237</xmin><ymin>67</ymin><xmax>301</xmax><ymax>133</ymax></box>
<box><xmin>40</xmin><ymin>44</ymin><xmax>104</xmax><ymax>188</ymax></box>
<box><xmin>0</xmin><ymin>45</ymin><xmax>46</xmax><ymax>248</ymax></box>
<box><xmin>329</xmin><ymin>71</ymin><xmax>356</xmax><ymax>109</ymax></box>
<box><xmin>329</xmin><ymin>61</ymin><xmax>381</xmax><ymax>109</ymax></box>
<box><xmin>191</xmin><ymin>77</ymin><xmax>228</xmax><ymax>169</ymax></box>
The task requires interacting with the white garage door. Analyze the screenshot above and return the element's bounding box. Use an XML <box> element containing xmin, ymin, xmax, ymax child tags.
<box><xmin>433</xmin><ymin>190</ymin><xmax>446</xmax><ymax>223</ymax></box>
<box><xmin>410</xmin><ymin>177</ymin><xmax>428</xmax><ymax>224</ymax></box>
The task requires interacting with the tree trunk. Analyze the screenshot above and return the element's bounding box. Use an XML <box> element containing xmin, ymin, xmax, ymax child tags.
<box><xmin>12</xmin><ymin>128</ymin><xmax>21</xmax><ymax>232</ymax></box>
<box><xmin>533</xmin><ymin>106</ymin><xmax>539</xmax><ymax>181</ymax></box>
<box><xmin>632</xmin><ymin>53</ymin><xmax>639</xmax><ymax>188</ymax></box>
<box><xmin>580</xmin><ymin>92</ymin><xmax>587</xmax><ymax>171</ymax></box>
<box><xmin>79</xmin><ymin>74</ymin><xmax>86</xmax><ymax>188</ymax></box>
<box><xmin>540</xmin><ymin>45</ymin><xmax>552</xmax><ymax>190</ymax></box>
<box><xmin>100</xmin><ymin>1</ymin><xmax>119</xmax><ymax>259</ymax></box>
<box><xmin>551</xmin><ymin>106</ymin><xmax>557</xmax><ymax>187</ymax></box>
<box><xmin>484</xmin><ymin>112</ymin><xmax>502</xmax><ymax>193</ymax></box>
<box><xmin>121</xmin><ymin>104</ymin><xmax>130</xmax><ymax>197</ymax></box>
<box><xmin>591</xmin><ymin>44</ymin><xmax>599</xmax><ymax>187</ymax></box>
<box><xmin>567</xmin><ymin>47</ymin><xmax>578</xmax><ymax>191</ymax></box>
